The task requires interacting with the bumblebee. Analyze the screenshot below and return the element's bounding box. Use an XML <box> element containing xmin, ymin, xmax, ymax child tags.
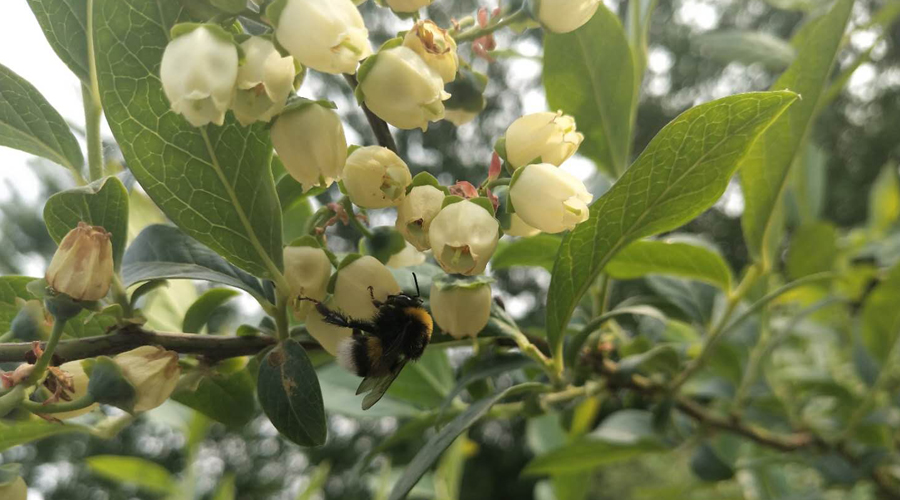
<box><xmin>303</xmin><ymin>275</ymin><xmax>433</xmax><ymax>410</ymax></box>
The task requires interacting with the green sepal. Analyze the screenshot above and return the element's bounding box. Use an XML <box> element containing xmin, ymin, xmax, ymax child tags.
<box><xmin>337</xmin><ymin>179</ymin><xmax>349</xmax><ymax>195</ymax></box>
<box><xmin>440</xmin><ymin>195</ymin><xmax>495</xmax><ymax>216</ymax></box>
<box><xmin>493</xmin><ymin>136</ymin><xmax>508</xmax><ymax>162</ymax></box>
<box><xmin>287</xmin><ymin>235</ymin><xmax>322</xmax><ymax>249</ymax></box>
<box><xmin>210</xmin><ymin>0</ymin><xmax>246</xmax><ymax>15</ymax></box>
<box><xmin>326</xmin><ymin>254</ymin><xmax>364</xmax><ymax>293</ymax></box>
<box><xmin>441</xmin><ymin>195</ymin><xmax>466</xmax><ymax>208</ymax></box>
<box><xmin>432</xmin><ymin>273</ymin><xmax>495</xmax><ymax>291</ymax></box>
<box><xmin>360</xmin><ymin>227</ymin><xmax>407</xmax><ymax>265</ymax></box>
<box><xmin>492</xmin><ymin>185</ymin><xmax>513</xmax><ymax>231</ymax></box>
<box><xmin>10</xmin><ymin>300</ymin><xmax>46</xmax><ymax>342</ymax></box>
<box><xmin>379</xmin><ymin>37</ymin><xmax>404</xmax><ymax>51</ymax></box>
<box><xmin>407</xmin><ymin>172</ymin><xmax>450</xmax><ymax>195</ymax></box>
<box><xmin>169</xmin><ymin>23</ymin><xmax>244</xmax><ymax>60</ymax></box>
<box><xmin>85</xmin><ymin>357</ymin><xmax>137</xmax><ymax>414</ymax></box>
<box><xmin>44</xmin><ymin>293</ymin><xmax>87</xmax><ymax>322</ymax></box>
<box><xmin>25</xmin><ymin>278</ymin><xmax>48</xmax><ymax>300</ymax></box>
<box><xmin>505</xmin><ymin>164</ymin><xmax>531</xmax><ymax>214</ymax></box>
<box><xmin>347</xmin><ymin>144</ymin><xmax>362</xmax><ymax>157</ymax></box>
<box><xmin>0</xmin><ymin>464</ymin><xmax>22</xmax><ymax>486</ymax></box>
<box><xmin>294</xmin><ymin>61</ymin><xmax>307</xmax><ymax>90</ymax></box>
<box><xmin>279</xmin><ymin>96</ymin><xmax>337</xmax><ymax>116</ymax></box>
<box><xmin>265</xmin><ymin>0</ymin><xmax>289</xmax><ymax>27</ymax></box>
<box><xmin>355</xmin><ymin>52</ymin><xmax>382</xmax><ymax>103</ymax></box>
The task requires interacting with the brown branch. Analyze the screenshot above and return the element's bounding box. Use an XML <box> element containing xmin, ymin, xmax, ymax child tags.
<box><xmin>343</xmin><ymin>74</ymin><xmax>399</xmax><ymax>154</ymax></box>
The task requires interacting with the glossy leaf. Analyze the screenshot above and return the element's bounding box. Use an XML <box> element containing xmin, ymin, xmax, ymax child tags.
<box><xmin>26</xmin><ymin>0</ymin><xmax>90</xmax><ymax>82</ymax></box>
<box><xmin>546</xmin><ymin>91</ymin><xmax>798</xmax><ymax>354</ymax></box>
<box><xmin>693</xmin><ymin>31</ymin><xmax>795</xmax><ymax>71</ymax></box>
<box><xmin>93</xmin><ymin>0</ymin><xmax>283</xmax><ymax>279</ymax></box>
<box><xmin>862</xmin><ymin>263</ymin><xmax>900</xmax><ymax>365</ymax></box>
<box><xmin>740</xmin><ymin>0</ymin><xmax>853</xmax><ymax>268</ymax></box>
<box><xmin>43</xmin><ymin>176</ymin><xmax>130</xmax><ymax>269</ymax></box>
<box><xmin>0</xmin><ymin>62</ymin><xmax>83</xmax><ymax>172</ymax></box>
<box><xmin>544</xmin><ymin>4</ymin><xmax>635</xmax><ymax>176</ymax></box>
<box><xmin>785</xmin><ymin>222</ymin><xmax>837</xmax><ymax>280</ymax></box>
<box><xmin>492</xmin><ymin>234</ymin><xmax>561</xmax><ymax>272</ymax></box>
<box><xmin>0</xmin><ymin>419</ymin><xmax>89</xmax><ymax>451</ymax></box>
<box><xmin>257</xmin><ymin>339</ymin><xmax>327</xmax><ymax>447</ymax></box>
<box><xmin>122</xmin><ymin>225</ymin><xmax>269</xmax><ymax>303</ymax></box>
<box><xmin>182</xmin><ymin>288</ymin><xmax>240</xmax><ymax>334</ymax></box>
<box><xmin>85</xmin><ymin>455</ymin><xmax>176</xmax><ymax>495</ymax></box>
<box><xmin>172</xmin><ymin>367</ymin><xmax>256</xmax><ymax>428</ymax></box>
<box><xmin>606</xmin><ymin>239</ymin><xmax>733</xmax><ymax>290</ymax></box>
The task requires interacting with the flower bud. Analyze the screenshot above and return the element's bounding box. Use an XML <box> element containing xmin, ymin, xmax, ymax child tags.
<box><xmin>396</xmin><ymin>184</ymin><xmax>445</xmax><ymax>250</ymax></box>
<box><xmin>232</xmin><ymin>37</ymin><xmax>296</xmax><ymax>125</ymax></box>
<box><xmin>284</xmin><ymin>245</ymin><xmax>332</xmax><ymax>320</ymax></box>
<box><xmin>510</xmin><ymin>163</ymin><xmax>592</xmax><ymax>234</ymax></box>
<box><xmin>386</xmin><ymin>241</ymin><xmax>426</xmax><ymax>268</ymax></box>
<box><xmin>403</xmin><ymin>21</ymin><xmax>458</xmax><ymax>84</ymax></box>
<box><xmin>344</xmin><ymin>146</ymin><xmax>412</xmax><ymax>208</ymax></box>
<box><xmin>305</xmin><ymin>297</ymin><xmax>353</xmax><ymax>355</ymax></box>
<box><xmin>161</xmin><ymin>25</ymin><xmax>238</xmax><ymax>127</ymax></box>
<box><xmin>270</xmin><ymin>0</ymin><xmax>372</xmax><ymax>75</ymax></box>
<box><xmin>429</xmin><ymin>200</ymin><xmax>499</xmax><ymax>275</ymax></box>
<box><xmin>271</xmin><ymin>102</ymin><xmax>348</xmax><ymax>192</ymax></box>
<box><xmin>384</xmin><ymin>0</ymin><xmax>433</xmax><ymax>13</ymax></box>
<box><xmin>358</xmin><ymin>47</ymin><xmax>450</xmax><ymax>131</ymax></box>
<box><xmin>505</xmin><ymin>213</ymin><xmax>541</xmax><ymax>238</ymax></box>
<box><xmin>506</xmin><ymin>111</ymin><xmax>584</xmax><ymax>169</ymax></box>
<box><xmin>56</xmin><ymin>359</ymin><xmax>100</xmax><ymax>419</ymax></box>
<box><xmin>532</xmin><ymin>0</ymin><xmax>601</xmax><ymax>34</ymax></box>
<box><xmin>113</xmin><ymin>346</ymin><xmax>180</xmax><ymax>413</ymax></box>
<box><xmin>0</xmin><ymin>476</ymin><xmax>26</xmax><ymax>500</ymax></box>
<box><xmin>46</xmin><ymin>222</ymin><xmax>114</xmax><ymax>301</ymax></box>
<box><xmin>333</xmin><ymin>256</ymin><xmax>401</xmax><ymax>319</ymax></box>
<box><xmin>430</xmin><ymin>281</ymin><xmax>491</xmax><ymax>339</ymax></box>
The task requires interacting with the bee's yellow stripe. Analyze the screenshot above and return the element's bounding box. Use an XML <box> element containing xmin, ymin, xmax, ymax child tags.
<box><xmin>405</xmin><ymin>307</ymin><xmax>433</xmax><ymax>338</ymax></box>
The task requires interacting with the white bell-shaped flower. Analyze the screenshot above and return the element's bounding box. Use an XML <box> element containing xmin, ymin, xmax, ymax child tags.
<box><xmin>429</xmin><ymin>200</ymin><xmax>499</xmax><ymax>276</ymax></box>
<box><xmin>333</xmin><ymin>256</ymin><xmax>402</xmax><ymax>319</ymax></box>
<box><xmin>534</xmin><ymin>0</ymin><xmax>602</xmax><ymax>34</ymax></box>
<box><xmin>396</xmin><ymin>184</ymin><xmax>445</xmax><ymax>250</ymax></box>
<box><xmin>305</xmin><ymin>297</ymin><xmax>353</xmax><ymax>356</ymax></box>
<box><xmin>271</xmin><ymin>0</ymin><xmax>372</xmax><ymax>74</ymax></box>
<box><xmin>359</xmin><ymin>47</ymin><xmax>450</xmax><ymax>131</ymax></box>
<box><xmin>232</xmin><ymin>37</ymin><xmax>296</xmax><ymax>125</ymax></box>
<box><xmin>430</xmin><ymin>281</ymin><xmax>492</xmax><ymax>339</ymax></box>
<box><xmin>506</xmin><ymin>111</ymin><xmax>584</xmax><ymax>169</ymax></box>
<box><xmin>343</xmin><ymin>146</ymin><xmax>412</xmax><ymax>208</ymax></box>
<box><xmin>505</xmin><ymin>213</ymin><xmax>542</xmax><ymax>238</ymax></box>
<box><xmin>160</xmin><ymin>25</ymin><xmax>238</xmax><ymax>127</ymax></box>
<box><xmin>284</xmin><ymin>245</ymin><xmax>333</xmax><ymax>320</ymax></box>
<box><xmin>510</xmin><ymin>163</ymin><xmax>593</xmax><ymax>234</ymax></box>
<box><xmin>271</xmin><ymin>102</ymin><xmax>348</xmax><ymax>192</ymax></box>
<box><xmin>403</xmin><ymin>21</ymin><xmax>459</xmax><ymax>84</ymax></box>
<box><xmin>385</xmin><ymin>0</ymin><xmax>433</xmax><ymax>13</ymax></box>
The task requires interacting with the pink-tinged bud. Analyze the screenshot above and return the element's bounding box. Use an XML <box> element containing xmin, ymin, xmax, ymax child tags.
<box><xmin>113</xmin><ymin>346</ymin><xmax>180</xmax><ymax>413</ymax></box>
<box><xmin>45</xmin><ymin>222</ymin><xmax>114</xmax><ymax>301</ymax></box>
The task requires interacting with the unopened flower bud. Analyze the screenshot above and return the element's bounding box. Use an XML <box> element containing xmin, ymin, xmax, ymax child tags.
<box><xmin>510</xmin><ymin>163</ymin><xmax>592</xmax><ymax>234</ymax></box>
<box><xmin>386</xmin><ymin>241</ymin><xmax>426</xmax><ymax>268</ymax></box>
<box><xmin>55</xmin><ymin>359</ymin><xmax>99</xmax><ymax>419</ymax></box>
<box><xmin>344</xmin><ymin>146</ymin><xmax>412</xmax><ymax>208</ymax></box>
<box><xmin>305</xmin><ymin>298</ymin><xmax>353</xmax><ymax>355</ymax></box>
<box><xmin>396</xmin><ymin>185</ymin><xmax>445</xmax><ymax>250</ymax></box>
<box><xmin>46</xmin><ymin>222</ymin><xmax>114</xmax><ymax>301</ymax></box>
<box><xmin>385</xmin><ymin>0</ymin><xmax>433</xmax><ymax>13</ymax></box>
<box><xmin>506</xmin><ymin>213</ymin><xmax>541</xmax><ymax>238</ymax></box>
<box><xmin>0</xmin><ymin>476</ymin><xmax>26</xmax><ymax>500</ymax></box>
<box><xmin>333</xmin><ymin>256</ymin><xmax>401</xmax><ymax>319</ymax></box>
<box><xmin>270</xmin><ymin>0</ymin><xmax>372</xmax><ymax>74</ymax></box>
<box><xmin>232</xmin><ymin>37</ymin><xmax>296</xmax><ymax>125</ymax></box>
<box><xmin>403</xmin><ymin>21</ymin><xmax>458</xmax><ymax>84</ymax></box>
<box><xmin>114</xmin><ymin>346</ymin><xmax>180</xmax><ymax>413</ymax></box>
<box><xmin>430</xmin><ymin>281</ymin><xmax>491</xmax><ymax>339</ymax></box>
<box><xmin>0</xmin><ymin>364</ymin><xmax>35</xmax><ymax>390</ymax></box>
<box><xmin>358</xmin><ymin>47</ymin><xmax>450</xmax><ymax>131</ymax></box>
<box><xmin>161</xmin><ymin>25</ymin><xmax>238</xmax><ymax>127</ymax></box>
<box><xmin>429</xmin><ymin>200</ymin><xmax>499</xmax><ymax>275</ymax></box>
<box><xmin>532</xmin><ymin>0</ymin><xmax>602</xmax><ymax>34</ymax></box>
<box><xmin>506</xmin><ymin>111</ymin><xmax>584</xmax><ymax>169</ymax></box>
<box><xmin>284</xmin><ymin>245</ymin><xmax>332</xmax><ymax>320</ymax></box>
<box><xmin>271</xmin><ymin>102</ymin><xmax>348</xmax><ymax>192</ymax></box>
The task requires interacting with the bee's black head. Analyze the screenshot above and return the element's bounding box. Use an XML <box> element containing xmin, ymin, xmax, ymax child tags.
<box><xmin>385</xmin><ymin>292</ymin><xmax>423</xmax><ymax>308</ymax></box>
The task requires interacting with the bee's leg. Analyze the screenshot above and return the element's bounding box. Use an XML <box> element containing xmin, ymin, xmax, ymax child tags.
<box><xmin>367</xmin><ymin>286</ymin><xmax>383</xmax><ymax>308</ymax></box>
<box><xmin>318</xmin><ymin>306</ymin><xmax>377</xmax><ymax>333</ymax></box>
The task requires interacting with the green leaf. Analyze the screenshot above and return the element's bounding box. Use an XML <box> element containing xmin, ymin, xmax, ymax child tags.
<box><xmin>317</xmin><ymin>364</ymin><xmax>420</xmax><ymax>418</ymax></box>
<box><xmin>388</xmin><ymin>384</ymin><xmax>540</xmax><ymax>500</ymax></box>
<box><xmin>785</xmin><ymin>222</ymin><xmax>837</xmax><ymax>280</ymax></box>
<box><xmin>546</xmin><ymin>91</ymin><xmax>799</xmax><ymax>354</ymax></box>
<box><xmin>0</xmin><ymin>419</ymin><xmax>89</xmax><ymax>451</ymax></box>
<box><xmin>543</xmin><ymin>4</ymin><xmax>635</xmax><ymax>177</ymax></box>
<box><xmin>763</xmin><ymin>0</ymin><xmax>818</xmax><ymax>11</ymax></box>
<box><xmin>693</xmin><ymin>31</ymin><xmax>795</xmax><ymax>71</ymax></box>
<box><xmin>85</xmin><ymin>455</ymin><xmax>176</xmax><ymax>495</ymax></box>
<box><xmin>524</xmin><ymin>410</ymin><xmax>664</xmax><ymax>475</ymax></box>
<box><xmin>93</xmin><ymin>0</ymin><xmax>283</xmax><ymax>279</ymax></box>
<box><xmin>617</xmin><ymin>345</ymin><xmax>680</xmax><ymax>376</ymax></box>
<box><xmin>182</xmin><ymin>288</ymin><xmax>240</xmax><ymax>333</ymax></box>
<box><xmin>172</xmin><ymin>367</ymin><xmax>256</xmax><ymax>428</ymax></box>
<box><xmin>439</xmin><ymin>353</ymin><xmax>533</xmax><ymax>414</ymax></box>
<box><xmin>122</xmin><ymin>225</ymin><xmax>270</xmax><ymax>303</ymax></box>
<box><xmin>862</xmin><ymin>263</ymin><xmax>900</xmax><ymax>365</ymax></box>
<box><xmin>690</xmin><ymin>443</ymin><xmax>735</xmax><ymax>482</ymax></box>
<box><xmin>492</xmin><ymin>234</ymin><xmax>561</xmax><ymax>272</ymax></box>
<box><xmin>43</xmin><ymin>176</ymin><xmax>130</xmax><ymax>269</ymax></box>
<box><xmin>625</xmin><ymin>0</ymin><xmax>657</xmax><ymax>83</ymax></box>
<box><xmin>869</xmin><ymin>164</ymin><xmax>900</xmax><ymax>234</ymax></box>
<box><xmin>257</xmin><ymin>339</ymin><xmax>327</xmax><ymax>446</ymax></box>
<box><xmin>606</xmin><ymin>239</ymin><xmax>733</xmax><ymax>290</ymax></box>
<box><xmin>386</xmin><ymin>348</ymin><xmax>454</xmax><ymax>409</ymax></box>
<box><xmin>0</xmin><ymin>62</ymin><xmax>83</xmax><ymax>172</ymax></box>
<box><xmin>0</xmin><ymin>276</ymin><xmax>116</xmax><ymax>339</ymax></box>
<box><xmin>26</xmin><ymin>0</ymin><xmax>90</xmax><ymax>82</ymax></box>
<box><xmin>739</xmin><ymin>0</ymin><xmax>854</xmax><ymax>269</ymax></box>
<box><xmin>212</xmin><ymin>474</ymin><xmax>236</xmax><ymax>500</ymax></box>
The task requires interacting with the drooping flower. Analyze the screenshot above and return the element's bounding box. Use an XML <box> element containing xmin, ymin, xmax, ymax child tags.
<box><xmin>232</xmin><ymin>36</ymin><xmax>296</xmax><ymax>125</ymax></box>
<box><xmin>509</xmin><ymin>163</ymin><xmax>593</xmax><ymax>234</ymax></box>
<box><xmin>429</xmin><ymin>200</ymin><xmax>499</xmax><ymax>275</ymax></box>
<box><xmin>271</xmin><ymin>101</ymin><xmax>348</xmax><ymax>192</ymax></box>
<box><xmin>396</xmin><ymin>184</ymin><xmax>445</xmax><ymax>250</ymax></box>
<box><xmin>505</xmin><ymin>111</ymin><xmax>584</xmax><ymax>169</ymax></box>
<box><xmin>343</xmin><ymin>146</ymin><xmax>412</xmax><ymax>209</ymax></box>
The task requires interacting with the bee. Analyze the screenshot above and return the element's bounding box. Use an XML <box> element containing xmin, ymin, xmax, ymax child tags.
<box><xmin>302</xmin><ymin>274</ymin><xmax>433</xmax><ymax>410</ymax></box>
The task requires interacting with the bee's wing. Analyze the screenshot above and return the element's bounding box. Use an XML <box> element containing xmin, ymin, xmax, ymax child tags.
<box><xmin>359</xmin><ymin>359</ymin><xmax>408</xmax><ymax>410</ymax></box>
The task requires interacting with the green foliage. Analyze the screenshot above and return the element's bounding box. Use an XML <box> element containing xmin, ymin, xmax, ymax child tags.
<box><xmin>172</xmin><ymin>365</ymin><xmax>257</xmax><ymax>428</ymax></box>
<box><xmin>693</xmin><ymin>31</ymin><xmax>795</xmax><ymax>71</ymax></box>
<box><xmin>85</xmin><ymin>455</ymin><xmax>176</xmax><ymax>495</ymax></box>
<box><xmin>861</xmin><ymin>263</ymin><xmax>900</xmax><ymax>365</ymax></box>
<box><xmin>182</xmin><ymin>288</ymin><xmax>240</xmax><ymax>333</ymax></box>
<box><xmin>26</xmin><ymin>0</ymin><xmax>89</xmax><ymax>82</ymax></box>
<box><xmin>606</xmin><ymin>239</ymin><xmax>733</xmax><ymax>290</ymax></box>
